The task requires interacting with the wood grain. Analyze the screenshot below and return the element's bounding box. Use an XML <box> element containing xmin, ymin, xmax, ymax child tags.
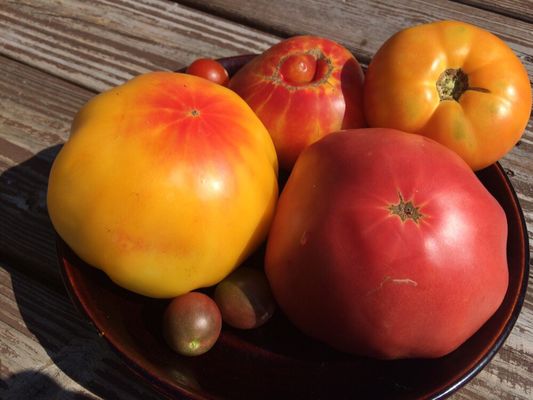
<box><xmin>0</xmin><ymin>262</ymin><xmax>159</xmax><ymax>400</ymax></box>
<box><xmin>0</xmin><ymin>55</ymin><xmax>91</xmax><ymax>289</ymax></box>
<box><xmin>454</xmin><ymin>0</ymin><xmax>533</xmax><ymax>23</ymax></box>
<box><xmin>178</xmin><ymin>0</ymin><xmax>533</xmax><ymax>75</ymax></box>
<box><xmin>0</xmin><ymin>0</ymin><xmax>279</xmax><ymax>92</ymax></box>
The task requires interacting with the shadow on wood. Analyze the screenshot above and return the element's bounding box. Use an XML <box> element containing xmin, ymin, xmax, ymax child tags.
<box><xmin>0</xmin><ymin>146</ymin><xmax>160</xmax><ymax>399</ymax></box>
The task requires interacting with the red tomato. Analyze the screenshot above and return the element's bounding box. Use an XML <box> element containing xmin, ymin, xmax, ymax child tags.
<box><xmin>265</xmin><ymin>128</ymin><xmax>509</xmax><ymax>359</ymax></box>
<box><xmin>229</xmin><ymin>36</ymin><xmax>366</xmax><ymax>170</ymax></box>
<box><xmin>186</xmin><ymin>58</ymin><xmax>229</xmax><ymax>86</ymax></box>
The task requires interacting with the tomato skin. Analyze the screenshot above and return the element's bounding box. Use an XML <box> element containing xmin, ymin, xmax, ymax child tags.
<box><xmin>265</xmin><ymin>128</ymin><xmax>509</xmax><ymax>359</ymax></box>
<box><xmin>364</xmin><ymin>21</ymin><xmax>532</xmax><ymax>171</ymax></box>
<box><xmin>278</xmin><ymin>53</ymin><xmax>317</xmax><ymax>85</ymax></box>
<box><xmin>229</xmin><ymin>35</ymin><xmax>366</xmax><ymax>170</ymax></box>
<box><xmin>214</xmin><ymin>266</ymin><xmax>275</xmax><ymax>329</ymax></box>
<box><xmin>163</xmin><ymin>292</ymin><xmax>222</xmax><ymax>356</ymax></box>
<box><xmin>48</xmin><ymin>72</ymin><xmax>278</xmax><ymax>298</ymax></box>
<box><xmin>186</xmin><ymin>58</ymin><xmax>229</xmax><ymax>86</ymax></box>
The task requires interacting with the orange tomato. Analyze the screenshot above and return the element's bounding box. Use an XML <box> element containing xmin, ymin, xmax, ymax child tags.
<box><xmin>364</xmin><ymin>21</ymin><xmax>531</xmax><ymax>171</ymax></box>
<box><xmin>48</xmin><ymin>72</ymin><xmax>278</xmax><ymax>298</ymax></box>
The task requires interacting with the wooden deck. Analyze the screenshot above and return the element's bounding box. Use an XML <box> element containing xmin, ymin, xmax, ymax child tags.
<box><xmin>1</xmin><ymin>1</ymin><xmax>531</xmax><ymax>399</ymax></box>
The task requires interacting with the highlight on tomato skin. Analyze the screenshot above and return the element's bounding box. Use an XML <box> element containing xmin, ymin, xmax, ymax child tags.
<box><xmin>186</xmin><ymin>58</ymin><xmax>229</xmax><ymax>86</ymax></box>
<box><xmin>163</xmin><ymin>292</ymin><xmax>222</xmax><ymax>356</ymax></box>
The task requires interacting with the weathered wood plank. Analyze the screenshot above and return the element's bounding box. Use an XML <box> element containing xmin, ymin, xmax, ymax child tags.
<box><xmin>0</xmin><ymin>54</ymin><xmax>92</xmax><ymax>288</ymax></box>
<box><xmin>0</xmin><ymin>263</ymin><xmax>159</xmax><ymax>400</ymax></box>
<box><xmin>178</xmin><ymin>0</ymin><xmax>533</xmax><ymax>77</ymax></box>
<box><xmin>454</xmin><ymin>0</ymin><xmax>533</xmax><ymax>23</ymax></box>
<box><xmin>0</xmin><ymin>0</ymin><xmax>278</xmax><ymax>92</ymax></box>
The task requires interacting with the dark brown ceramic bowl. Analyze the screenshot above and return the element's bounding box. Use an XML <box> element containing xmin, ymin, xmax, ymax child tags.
<box><xmin>57</xmin><ymin>56</ymin><xmax>529</xmax><ymax>400</ymax></box>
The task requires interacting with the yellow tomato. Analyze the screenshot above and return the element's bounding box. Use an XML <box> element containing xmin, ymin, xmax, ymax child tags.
<box><xmin>48</xmin><ymin>72</ymin><xmax>278</xmax><ymax>298</ymax></box>
<box><xmin>364</xmin><ymin>21</ymin><xmax>532</xmax><ymax>170</ymax></box>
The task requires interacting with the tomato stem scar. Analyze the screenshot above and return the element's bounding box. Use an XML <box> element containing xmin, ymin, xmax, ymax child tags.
<box><xmin>188</xmin><ymin>339</ymin><xmax>200</xmax><ymax>351</ymax></box>
<box><xmin>190</xmin><ymin>109</ymin><xmax>200</xmax><ymax>117</ymax></box>
<box><xmin>437</xmin><ymin>68</ymin><xmax>490</xmax><ymax>101</ymax></box>
<box><xmin>389</xmin><ymin>193</ymin><xmax>423</xmax><ymax>223</ymax></box>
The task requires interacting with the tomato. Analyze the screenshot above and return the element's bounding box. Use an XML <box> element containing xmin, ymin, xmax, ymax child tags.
<box><xmin>214</xmin><ymin>266</ymin><xmax>275</xmax><ymax>329</ymax></box>
<box><xmin>186</xmin><ymin>58</ymin><xmax>229</xmax><ymax>86</ymax></box>
<box><xmin>229</xmin><ymin>35</ymin><xmax>366</xmax><ymax>170</ymax></box>
<box><xmin>48</xmin><ymin>72</ymin><xmax>278</xmax><ymax>298</ymax></box>
<box><xmin>265</xmin><ymin>128</ymin><xmax>509</xmax><ymax>359</ymax></box>
<box><xmin>163</xmin><ymin>292</ymin><xmax>222</xmax><ymax>356</ymax></box>
<box><xmin>364</xmin><ymin>21</ymin><xmax>531</xmax><ymax>171</ymax></box>
<box><xmin>278</xmin><ymin>53</ymin><xmax>317</xmax><ymax>85</ymax></box>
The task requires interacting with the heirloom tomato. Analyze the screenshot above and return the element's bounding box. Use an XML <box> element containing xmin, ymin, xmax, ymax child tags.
<box><xmin>364</xmin><ymin>21</ymin><xmax>532</xmax><ymax>171</ymax></box>
<box><xmin>229</xmin><ymin>35</ymin><xmax>366</xmax><ymax>170</ymax></box>
<box><xmin>48</xmin><ymin>72</ymin><xmax>278</xmax><ymax>298</ymax></box>
<box><xmin>265</xmin><ymin>128</ymin><xmax>509</xmax><ymax>359</ymax></box>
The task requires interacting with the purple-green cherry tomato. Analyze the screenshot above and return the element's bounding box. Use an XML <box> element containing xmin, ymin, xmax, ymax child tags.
<box><xmin>214</xmin><ymin>267</ymin><xmax>276</xmax><ymax>329</ymax></box>
<box><xmin>163</xmin><ymin>292</ymin><xmax>222</xmax><ymax>356</ymax></box>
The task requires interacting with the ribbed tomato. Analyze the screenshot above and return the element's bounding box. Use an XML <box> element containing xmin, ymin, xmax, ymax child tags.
<box><xmin>229</xmin><ymin>35</ymin><xmax>365</xmax><ymax>170</ymax></box>
<box><xmin>364</xmin><ymin>21</ymin><xmax>531</xmax><ymax>171</ymax></box>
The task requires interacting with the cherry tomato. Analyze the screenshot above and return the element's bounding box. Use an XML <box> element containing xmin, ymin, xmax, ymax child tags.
<box><xmin>163</xmin><ymin>292</ymin><xmax>222</xmax><ymax>356</ymax></box>
<box><xmin>214</xmin><ymin>266</ymin><xmax>275</xmax><ymax>329</ymax></box>
<box><xmin>186</xmin><ymin>58</ymin><xmax>229</xmax><ymax>86</ymax></box>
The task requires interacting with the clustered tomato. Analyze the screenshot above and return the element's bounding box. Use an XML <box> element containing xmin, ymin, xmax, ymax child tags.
<box><xmin>51</xmin><ymin>21</ymin><xmax>528</xmax><ymax>360</ymax></box>
<box><xmin>163</xmin><ymin>265</ymin><xmax>275</xmax><ymax>356</ymax></box>
<box><xmin>152</xmin><ymin>24</ymin><xmax>529</xmax><ymax>358</ymax></box>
